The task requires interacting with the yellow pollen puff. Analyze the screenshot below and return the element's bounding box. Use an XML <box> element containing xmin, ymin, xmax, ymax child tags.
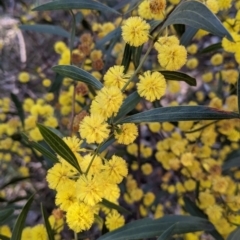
<box><xmin>210</xmin><ymin>53</ymin><xmax>223</xmax><ymax>66</ymax></box>
<box><xmin>137</xmin><ymin>71</ymin><xmax>167</xmax><ymax>102</ymax></box>
<box><xmin>114</xmin><ymin>123</ymin><xmax>138</xmax><ymax>145</ymax></box>
<box><xmin>105</xmin><ymin>210</ymin><xmax>125</xmax><ymax>231</ymax></box>
<box><xmin>141</xmin><ymin>163</ymin><xmax>153</xmax><ymax>175</ymax></box>
<box><xmin>42</xmin><ymin>78</ymin><xmax>51</xmax><ymax>87</ymax></box>
<box><xmin>121</xmin><ymin>17</ymin><xmax>150</xmax><ymax>47</ymax></box>
<box><xmin>18</xmin><ymin>72</ymin><xmax>30</xmax><ymax>83</ymax></box>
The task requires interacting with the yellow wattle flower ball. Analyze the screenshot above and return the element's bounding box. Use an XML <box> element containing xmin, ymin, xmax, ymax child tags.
<box><xmin>206</xmin><ymin>0</ymin><xmax>219</xmax><ymax>14</ymax></box>
<box><xmin>210</xmin><ymin>53</ymin><xmax>223</xmax><ymax>66</ymax></box>
<box><xmin>54</xmin><ymin>41</ymin><xmax>67</xmax><ymax>54</ymax></box>
<box><xmin>90</xmin><ymin>86</ymin><xmax>124</xmax><ymax>120</ymax></box>
<box><xmin>103</xmin><ymin>155</ymin><xmax>128</xmax><ymax>184</ymax></box>
<box><xmin>138</xmin><ymin>0</ymin><xmax>153</xmax><ymax>20</ymax></box>
<box><xmin>66</xmin><ymin>202</ymin><xmax>94</xmax><ymax>233</ymax></box>
<box><xmin>114</xmin><ymin>123</ymin><xmax>138</xmax><ymax>145</ymax></box>
<box><xmin>31</xmin><ymin>224</ymin><xmax>48</xmax><ymax>239</ymax></box>
<box><xmin>18</xmin><ymin>71</ymin><xmax>30</xmax><ymax>83</ymax></box>
<box><xmin>137</xmin><ymin>71</ymin><xmax>167</xmax><ymax>102</ymax></box>
<box><xmin>141</xmin><ymin>163</ymin><xmax>153</xmax><ymax>175</ymax></box>
<box><xmin>103</xmin><ymin>65</ymin><xmax>128</xmax><ymax>89</ymax></box>
<box><xmin>121</xmin><ymin>16</ymin><xmax>150</xmax><ymax>47</ymax></box>
<box><xmin>154</xmin><ymin>35</ymin><xmax>179</xmax><ymax>52</ymax></box>
<box><xmin>157</xmin><ymin>44</ymin><xmax>187</xmax><ymax>70</ymax></box>
<box><xmin>218</xmin><ymin>0</ymin><xmax>232</xmax><ymax>10</ymax></box>
<box><xmin>42</xmin><ymin>78</ymin><xmax>51</xmax><ymax>87</ymax></box>
<box><xmin>105</xmin><ymin>210</ymin><xmax>125</xmax><ymax>231</ymax></box>
<box><xmin>79</xmin><ymin>114</ymin><xmax>110</xmax><ymax>144</ymax></box>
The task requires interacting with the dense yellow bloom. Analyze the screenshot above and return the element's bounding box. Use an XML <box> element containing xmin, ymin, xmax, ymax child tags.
<box><xmin>206</xmin><ymin>0</ymin><xmax>219</xmax><ymax>13</ymax></box>
<box><xmin>186</xmin><ymin>58</ymin><xmax>198</xmax><ymax>69</ymax></box>
<box><xmin>0</xmin><ymin>225</ymin><xmax>11</xmax><ymax>238</ymax></box>
<box><xmin>222</xmin><ymin>32</ymin><xmax>240</xmax><ymax>53</ymax></box>
<box><xmin>54</xmin><ymin>41</ymin><xmax>67</xmax><ymax>54</ymax></box>
<box><xmin>137</xmin><ymin>71</ymin><xmax>167</xmax><ymax>102</ymax></box>
<box><xmin>104</xmin><ymin>65</ymin><xmax>128</xmax><ymax>89</ymax></box>
<box><xmin>105</xmin><ymin>210</ymin><xmax>125</xmax><ymax>231</ymax></box>
<box><xmin>79</xmin><ymin>114</ymin><xmax>110</xmax><ymax>144</ymax></box>
<box><xmin>181</xmin><ymin>152</ymin><xmax>194</xmax><ymax>167</ymax></box>
<box><xmin>63</xmin><ymin>136</ymin><xmax>83</xmax><ymax>153</ymax></box>
<box><xmin>210</xmin><ymin>53</ymin><xmax>223</xmax><ymax>66</ymax></box>
<box><xmin>149</xmin><ymin>0</ymin><xmax>166</xmax><ymax>15</ymax></box>
<box><xmin>31</xmin><ymin>224</ymin><xmax>47</xmax><ymax>240</ymax></box>
<box><xmin>141</xmin><ymin>163</ymin><xmax>153</xmax><ymax>175</ymax></box>
<box><xmin>121</xmin><ymin>17</ymin><xmax>150</xmax><ymax>47</ymax></box>
<box><xmin>184</xmin><ymin>179</ymin><xmax>196</xmax><ymax>191</ymax></box>
<box><xmin>21</xmin><ymin>227</ymin><xmax>32</xmax><ymax>239</ymax></box>
<box><xmin>90</xmin><ymin>86</ymin><xmax>124</xmax><ymax>120</ymax></box>
<box><xmin>138</xmin><ymin>0</ymin><xmax>153</xmax><ymax>19</ymax></box>
<box><xmin>77</xmin><ymin>175</ymin><xmax>104</xmax><ymax>206</ymax></box>
<box><xmin>80</xmin><ymin>153</ymin><xmax>103</xmax><ymax>175</ymax></box>
<box><xmin>66</xmin><ymin>202</ymin><xmax>94</xmax><ymax>232</ymax></box>
<box><xmin>154</xmin><ymin>35</ymin><xmax>179</xmax><ymax>52</ymax></box>
<box><xmin>218</xmin><ymin>0</ymin><xmax>232</xmax><ymax>10</ymax></box>
<box><xmin>157</xmin><ymin>44</ymin><xmax>187</xmax><ymax>70</ymax></box>
<box><xmin>205</xmin><ymin>205</ymin><xmax>223</xmax><ymax>222</ymax></box>
<box><xmin>55</xmin><ymin>180</ymin><xmax>77</xmax><ymax>211</ymax></box>
<box><xmin>18</xmin><ymin>72</ymin><xmax>30</xmax><ymax>83</ymax></box>
<box><xmin>143</xmin><ymin>192</ymin><xmax>155</xmax><ymax>206</ymax></box>
<box><xmin>42</xmin><ymin>78</ymin><xmax>51</xmax><ymax>87</ymax></box>
<box><xmin>46</xmin><ymin>163</ymin><xmax>73</xmax><ymax>190</ymax></box>
<box><xmin>103</xmin><ymin>155</ymin><xmax>128</xmax><ymax>184</ymax></box>
<box><xmin>212</xmin><ymin>176</ymin><xmax>228</xmax><ymax>194</ymax></box>
<box><xmin>114</xmin><ymin>123</ymin><xmax>138</xmax><ymax>145</ymax></box>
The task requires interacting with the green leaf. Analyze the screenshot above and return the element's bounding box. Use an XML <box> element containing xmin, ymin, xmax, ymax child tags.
<box><xmin>33</xmin><ymin>0</ymin><xmax>120</xmax><ymax>15</ymax></box>
<box><xmin>52</xmin><ymin>65</ymin><xmax>103</xmax><ymax>90</ymax></box>
<box><xmin>149</xmin><ymin>20</ymin><xmax>162</xmax><ymax>32</ymax></box>
<box><xmin>118</xmin><ymin>106</ymin><xmax>240</xmax><ymax>124</ymax></box>
<box><xmin>157</xmin><ymin>224</ymin><xmax>176</xmax><ymax>240</ymax></box>
<box><xmin>21</xmin><ymin>133</ymin><xmax>59</xmax><ymax>164</ymax></box>
<box><xmin>162</xmin><ymin>1</ymin><xmax>232</xmax><ymax>41</ymax></box>
<box><xmin>180</xmin><ymin>27</ymin><xmax>198</xmax><ymax>46</ymax></box>
<box><xmin>97</xmin><ymin>215</ymin><xmax>213</xmax><ymax>240</ymax></box>
<box><xmin>41</xmin><ymin>203</ymin><xmax>54</xmax><ymax>240</ymax></box>
<box><xmin>11</xmin><ymin>194</ymin><xmax>34</xmax><ymax>240</ymax></box>
<box><xmin>132</xmin><ymin>45</ymin><xmax>143</xmax><ymax>69</ymax></box>
<box><xmin>173</xmin><ymin>24</ymin><xmax>185</xmax><ymax>37</ymax></box>
<box><xmin>222</xmin><ymin>157</ymin><xmax>240</xmax><ymax>172</ymax></box>
<box><xmin>121</xmin><ymin>44</ymin><xmax>132</xmax><ymax>74</ymax></box>
<box><xmin>183</xmin><ymin>197</ymin><xmax>224</xmax><ymax>240</ymax></box>
<box><xmin>96</xmin><ymin>28</ymin><xmax>121</xmax><ymax>48</ymax></box>
<box><xmin>0</xmin><ymin>208</ymin><xmax>14</xmax><ymax>223</ymax></box>
<box><xmin>49</xmin><ymin>73</ymin><xmax>63</xmax><ymax>93</ymax></box>
<box><xmin>114</xmin><ymin>91</ymin><xmax>141</xmax><ymax>122</ymax></box>
<box><xmin>228</xmin><ymin>227</ymin><xmax>240</xmax><ymax>240</ymax></box>
<box><xmin>200</xmin><ymin>42</ymin><xmax>222</xmax><ymax>54</ymax></box>
<box><xmin>99</xmin><ymin>136</ymin><xmax>115</xmax><ymax>154</ymax></box>
<box><xmin>159</xmin><ymin>71</ymin><xmax>196</xmax><ymax>86</ymax></box>
<box><xmin>37</xmin><ymin>123</ymin><xmax>81</xmax><ymax>173</ymax></box>
<box><xmin>10</xmin><ymin>93</ymin><xmax>24</xmax><ymax>128</ymax></box>
<box><xmin>0</xmin><ymin>234</ymin><xmax>10</xmax><ymax>240</ymax></box>
<box><xmin>101</xmin><ymin>198</ymin><xmax>131</xmax><ymax>215</ymax></box>
<box><xmin>19</xmin><ymin>24</ymin><xmax>70</xmax><ymax>38</ymax></box>
<box><xmin>0</xmin><ymin>176</ymin><xmax>30</xmax><ymax>190</ymax></box>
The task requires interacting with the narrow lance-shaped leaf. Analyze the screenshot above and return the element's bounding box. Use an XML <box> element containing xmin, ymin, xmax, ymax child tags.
<box><xmin>101</xmin><ymin>198</ymin><xmax>131</xmax><ymax>215</ymax></box>
<box><xmin>132</xmin><ymin>45</ymin><xmax>143</xmax><ymax>69</ymax></box>
<box><xmin>114</xmin><ymin>91</ymin><xmax>141</xmax><ymax>122</ymax></box>
<box><xmin>97</xmin><ymin>215</ymin><xmax>213</xmax><ymax>240</ymax></box>
<box><xmin>183</xmin><ymin>197</ymin><xmax>224</xmax><ymax>240</ymax></box>
<box><xmin>37</xmin><ymin>123</ymin><xmax>82</xmax><ymax>173</ymax></box>
<box><xmin>10</xmin><ymin>93</ymin><xmax>24</xmax><ymax>128</ymax></box>
<box><xmin>157</xmin><ymin>224</ymin><xmax>176</xmax><ymax>240</ymax></box>
<box><xmin>32</xmin><ymin>0</ymin><xmax>120</xmax><ymax>15</ymax></box>
<box><xmin>118</xmin><ymin>106</ymin><xmax>240</xmax><ymax>124</ymax></box>
<box><xmin>49</xmin><ymin>73</ymin><xmax>63</xmax><ymax>93</ymax></box>
<box><xmin>21</xmin><ymin>133</ymin><xmax>59</xmax><ymax>164</ymax></box>
<box><xmin>96</xmin><ymin>28</ymin><xmax>121</xmax><ymax>48</ymax></box>
<box><xmin>41</xmin><ymin>203</ymin><xmax>54</xmax><ymax>240</ymax></box>
<box><xmin>19</xmin><ymin>24</ymin><xmax>70</xmax><ymax>38</ymax></box>
<box><xmin>180</xmin><ymin>26</ymin><xmax>198</xmax><ymax>46</ymax></box>
<box><xmin>11</xmin><ymin>195</ymin><xmax>34</xmax><ymax>240</ymax></box>
<box><xmin>161</xmin><ymin>1</ymin><xmax>232</xmax><ymax>41</ymax></box>
<box><xmin>121</xmin><ymin>44</ymin><xmax>132</xmax><ymax>73</ymax></box>
<box><xmin>159</xmin><ymin>71</ymin><xmax>196</xmax><ymax>86</ymax></box>
<box><xmin>0</xmin><ymin>176</ymin><xmax>30</xmax><ymax>190</ymax></box>
<box><xmin>52</xmin><ymin>65</ymin><xmax>103</xmax><ymax>90</ymax></box>
<box><xmin>0</xmin><ymin>208</ymin><xmax>14</xmax><ymax>223</ymax></box>
<box><xmin>227</xmin><ymin>227</ymin><xmax>240</xmax><ymax>240</ymax></box>
<box><xmin>201</xmin><ymin>42</ymin><xmax>222</xmax><ymax>54</ymax></box>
